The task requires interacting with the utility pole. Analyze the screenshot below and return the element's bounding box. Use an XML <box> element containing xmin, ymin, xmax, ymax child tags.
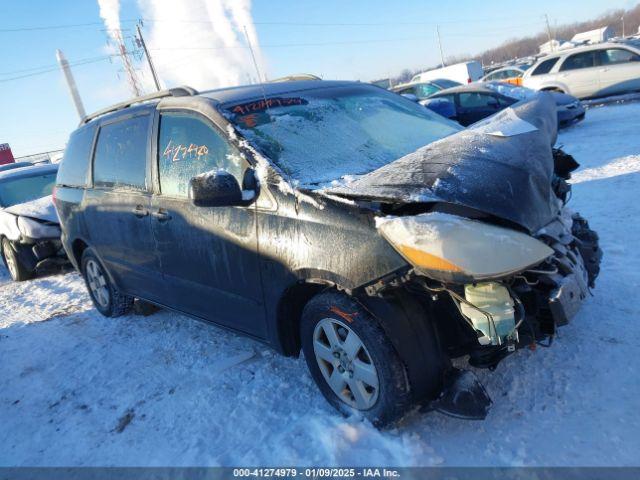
<box><xmin>110</xmin><ymin>29</ymin><xmax>141</xmax><ymax>97</ymax></box>
<box><xmin>622</xmin><ymin>15</ymin><xmax>625</xmax><ymax>38</ymax></box>
<box><xmin>436</xmin><ymin>25</ymin><xmax>445</xmax><ymax>67</ymax></box>
<box><xmin>136</xmin><ymin>22</ymin><xmax>161</xmax><ymax>91</ymax></box>
<box><xmin>544</xmin><ymin>14</ymin><xmax>554</xmax><ymax>52</ymax></box>
<box><xmin>56</xmin><ymin>49</ymin><xmax>86</xmax><ymax>120</ymax></box>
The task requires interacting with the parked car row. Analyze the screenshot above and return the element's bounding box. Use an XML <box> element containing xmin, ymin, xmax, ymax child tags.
<box><xmin>399</xmin><ymin>40</ymin><xmax>640</xmax><ymax>106</ymax></box>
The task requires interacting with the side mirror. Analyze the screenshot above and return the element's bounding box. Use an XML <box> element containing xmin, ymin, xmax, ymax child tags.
<box><xmin>189</xmin><ymin>170</ymin><xmax>252</xmax><ymax>207</ymax></box>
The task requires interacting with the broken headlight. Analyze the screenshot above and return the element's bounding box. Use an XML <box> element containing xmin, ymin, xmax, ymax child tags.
<box><xmin>376</xmin><ymin>212</ymin><xmax>553</xmax><ymax>283</ymax></box>
<box><xmin>17</xmin><ymin>216</ymin><xmax>60</xmax><ymax>240</ymax></box>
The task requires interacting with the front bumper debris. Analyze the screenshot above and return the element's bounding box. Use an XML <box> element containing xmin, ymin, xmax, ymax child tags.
<box><xmin>427</xmin><ymin>368</ymin><xmax>493</xmax><ymax>420</ymax></box>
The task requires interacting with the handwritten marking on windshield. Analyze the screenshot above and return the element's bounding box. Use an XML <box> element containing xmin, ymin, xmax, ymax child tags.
<box><xmin>229</xmin><ymin>97</ymin><xmax>308</xmax><ymax>115</ymax></box>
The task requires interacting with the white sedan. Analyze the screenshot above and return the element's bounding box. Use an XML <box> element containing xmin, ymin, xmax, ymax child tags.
<box><xmin>0</xmin><ymin>163</ymin><xmax>65</xmax><ymax>281</ymax></box>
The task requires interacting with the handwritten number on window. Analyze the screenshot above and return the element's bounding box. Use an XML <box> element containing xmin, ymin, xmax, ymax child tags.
<box><xmin>162</xmin><ymin>140</ymin><xmax>209</xmax><ymax>162</ymax></box>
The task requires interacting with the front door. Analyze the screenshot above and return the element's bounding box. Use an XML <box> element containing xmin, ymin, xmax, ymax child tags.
<box><xmin>83</xmin><ymin>112</ymin><xmax>164</xmax><ymax>301</ymax></box>
<box><xmin>596</xmin><ymin>47</ymin><xmax>640</xmax><ymax>96</ymax></box>
<box><xmin>149</xmin><ymin>110</ymin><xmax>266</xmax><ymax>337</ymax></box>
<box><xmin>456</xmin><ymin>92</ymin><xmax>502</xmax><ymax>126</ymax></box>
<box><xmin>557</xmin><ymin>51</ymin><xmax>599</xmax><ymax>98</ymax></box>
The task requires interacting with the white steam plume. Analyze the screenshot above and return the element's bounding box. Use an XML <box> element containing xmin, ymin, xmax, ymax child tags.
<box><xmin>97</xmin><ymin>0</ymin><xmax>122</xmax><ymax>43</ymax></box>
<box><xmin>136</xmin><ymin>0</ymin><xmax>267</xmax><ymax>91</ymax></box>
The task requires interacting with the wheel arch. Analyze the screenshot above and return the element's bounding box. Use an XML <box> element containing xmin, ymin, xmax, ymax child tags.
<box><xmin>541</xmin><ymin>85</ymin><xmax>566</xmax><ymax>94</ymax></box>
<box><xmin>275</xmin><ymin>279</ymin><xmax>334</xmax><ymax>357</ymax></box>
<box><xmin>355</xmin><ymin>289</ymin><xmax>451</xmax><ymax>401</ymax></box>
<box><xmin>70</xmin><ymin>237</ymin><xmax>89</xmax><ymax>269</ymax></box>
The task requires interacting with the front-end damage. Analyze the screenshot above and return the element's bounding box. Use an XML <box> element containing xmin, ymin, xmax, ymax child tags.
<box><xmin>320</xmin><ymin>95</ymin><xmax>602</xmax><ymax>419</ymax></box>
<box><xmin>356</xmin><ymin>203</ymin><xmax>602</xmax><ymax>419</ymax></box>
<box><xmin>0</xmin><ymin>195</ymin><xmax>66</xmax><ymax>274</ymax></box>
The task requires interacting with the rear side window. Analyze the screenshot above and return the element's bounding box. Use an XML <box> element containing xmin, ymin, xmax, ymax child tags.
<box><xmin>531</xmin><ymin>58</ymin><xmax>559</xmax><ymax>76</ymax></box>
<box><xmin>598</xmin><ymin>48</ymin><xmax>640</xmax><ymax>65</ymax></box>
<box><xmin>93</xmin><ymin>115</ymin><xmax>149</xmax><ymax>191</ymax></box>
<box><xmin>58</xmin><ymin>125</ymin><xmax>95</xmax><ymax>187</ymax></box>
<box><xmin>560</xmin><ymin>52</ymin><xmax>596</xmax><ymax>71</ymax></box>
<box><xmin>157</xmin><ymin>113</ymin><xmax>245</xmax><ymax>198</ymax></box>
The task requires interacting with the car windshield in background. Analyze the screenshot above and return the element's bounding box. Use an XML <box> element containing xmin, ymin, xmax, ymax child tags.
<box><xmin>225</xmin><ymin>86</ymin><xmax>461</xmax><ymax>186</ymax></box>
<box><xmin>431</xmin><ymin>79</ymin><xmax>461</xmax><ymax>89</ymax></box>
<box><xmin>0</xmin><ymin>172</ymin><xmax>56</xmax><ymax>207</ymax></box>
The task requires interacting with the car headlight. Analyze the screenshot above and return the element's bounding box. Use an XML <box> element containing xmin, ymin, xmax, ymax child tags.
<box><xmin>376</xmin><ymin>212</ymin><xmax>553</xmax><ymax>283</ymax></box>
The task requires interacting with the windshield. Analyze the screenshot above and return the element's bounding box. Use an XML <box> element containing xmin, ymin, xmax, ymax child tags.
<box><xmin>431</xmin><ymin>79</ymin><xmax>461</xmax><ymax>89</ymax></box>
<box><xmin>0</xmin><ymin>172</ymin><xmax>56</xmax><ymax>207</ymax></box>
<box><xmin>225</xmin><ymin>85</ymin><xmax>461</xmax><ymax>186</ymax></box>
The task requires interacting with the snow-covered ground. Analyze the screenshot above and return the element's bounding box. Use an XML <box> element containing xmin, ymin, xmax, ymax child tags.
<box><xmin>1</xmin><ymin>102</ymin><xmax>639</xmax><ymax>467</ymax></box>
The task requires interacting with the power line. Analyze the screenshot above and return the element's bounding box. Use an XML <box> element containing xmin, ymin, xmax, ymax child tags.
<box><xmin>0</xmin><ymin>54</ymin><xmax>115</xmax><ymax>76</ymax></box>
<box><xmin>0</xmin><ymin>52</ymin><xmax>140</xmax><ymax>83</ymax></box>
<box><xmin>0</xmin><ymin>15</ymin><xmax>546</xmax><ymax>32</ymax></box>
<box><xmin>0</xmin><ymin>20</ymin><xmax>137</xmax><ymax>32</ymax></box>
<box><xmin>148</xmin><ymin>36</ymin><xmax>437</xmax><ymax>51</ymax></box>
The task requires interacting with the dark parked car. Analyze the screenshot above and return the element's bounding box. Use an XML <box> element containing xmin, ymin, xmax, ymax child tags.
<box><xmin>55</xmin><ymin>82</ymin><xmax>601</xmax><ymax>426</ymax></box>
<box><xmin>423</xmin><ymin>82</ymin><xmax>585</xmax><ymax>127</ymax></box>
<box><xmin>0</xmin><ymin>164</ymin><xmax>65</xmax><ymax>281</ymax></box>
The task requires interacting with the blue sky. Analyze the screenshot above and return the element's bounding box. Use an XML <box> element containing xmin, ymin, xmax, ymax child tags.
<box><xmin>0</xmin><ymin>0</ymin><xmax>634</xmax><ymax>156</ymax></box>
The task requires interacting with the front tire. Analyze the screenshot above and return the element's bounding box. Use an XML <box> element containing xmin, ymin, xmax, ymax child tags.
<box><xmin>1</xmin><ymin>237</ymin><xmax>34</xmax><ymax>282</ymax></box>
<box><xmin>81</xmin><ymin>248</ymin><xmax>133</xmax><ymax>317</ymax></box>
<box><xmin>301</xmin><ymin>291</ymin><xmax>411</xmax><ymax>427</ymax></box>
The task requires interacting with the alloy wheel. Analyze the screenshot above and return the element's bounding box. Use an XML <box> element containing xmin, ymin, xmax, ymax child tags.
<box><xmin>4</xmin><ymin>242</ymin><xmax>18</xmax><ymax>279</ymax></box>
<box><xmin>313</xmin><ymin>317</ymin><xmax>380</xmax><ymax>410</ymax></box>
<box><xmin>86</xmin><ymin>259</ymin><xmax>110</xmax><ymax>308</ymax></box>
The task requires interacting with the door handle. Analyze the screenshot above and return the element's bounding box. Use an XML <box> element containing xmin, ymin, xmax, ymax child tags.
<box><xmin>152</xmin><ymin>209</ymin><xmax>172</xmax><ymax>222</ymax></box>
<box><xmin>132</xmin><ymin>205</ymin><xmax>148</xmax><ymax>218</ymax></box>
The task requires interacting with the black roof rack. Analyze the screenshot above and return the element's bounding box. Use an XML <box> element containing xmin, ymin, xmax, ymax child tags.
<box><xmin>80</xmin><ymin>86</ymin><xmax>198</xmax><ymax>125</ymax></box>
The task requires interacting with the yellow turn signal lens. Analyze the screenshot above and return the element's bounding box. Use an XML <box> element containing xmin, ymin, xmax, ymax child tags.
<box><xmin>398</xmin><ymin>245</ymin><xmax>463</xmax><ymax>272</ymax></box>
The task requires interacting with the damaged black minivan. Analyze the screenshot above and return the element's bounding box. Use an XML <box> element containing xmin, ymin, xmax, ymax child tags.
<box><xmin>55</xmin><ymin>81</ymin><xmax>601</xmax><ymax>426</ymax></box>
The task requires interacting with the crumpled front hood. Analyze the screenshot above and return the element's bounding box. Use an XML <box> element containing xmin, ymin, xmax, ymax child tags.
<box><xmin>4</xmin><ymin>195</ymin><xmax>58</xmax><ymax>224</ymax></box>
<box><xmin>325</xmin><ymin>94</ymin><xmax>561</xmax><ymax>233</ymax></box>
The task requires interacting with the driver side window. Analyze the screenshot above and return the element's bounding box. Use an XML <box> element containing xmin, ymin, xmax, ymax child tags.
<box><xmin>158</xmin><ymin>112</ymin><xmax>245</xmax><ymax>198</ymax></box>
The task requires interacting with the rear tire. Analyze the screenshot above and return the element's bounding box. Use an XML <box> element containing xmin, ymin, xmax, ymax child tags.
<box><xmin>81</xmin><ymin>248</ymin><xmax>133</xmax><ymax>317</ymax></box>
<box><xmin>301</xmin><ymin>291</ymin><xmax>411</xmax><ymax>427</ymax></box>
<box><xmin>1</xmin><ymin>237</ymin><xmax>34</xmax><ymax>282</ymax></box>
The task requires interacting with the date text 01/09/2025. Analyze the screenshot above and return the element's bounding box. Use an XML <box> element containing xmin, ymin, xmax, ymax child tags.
<box><xmin>232</xmin><ymin>468</ymin><xmax>401</xmax><ymax>478</ymax></box>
